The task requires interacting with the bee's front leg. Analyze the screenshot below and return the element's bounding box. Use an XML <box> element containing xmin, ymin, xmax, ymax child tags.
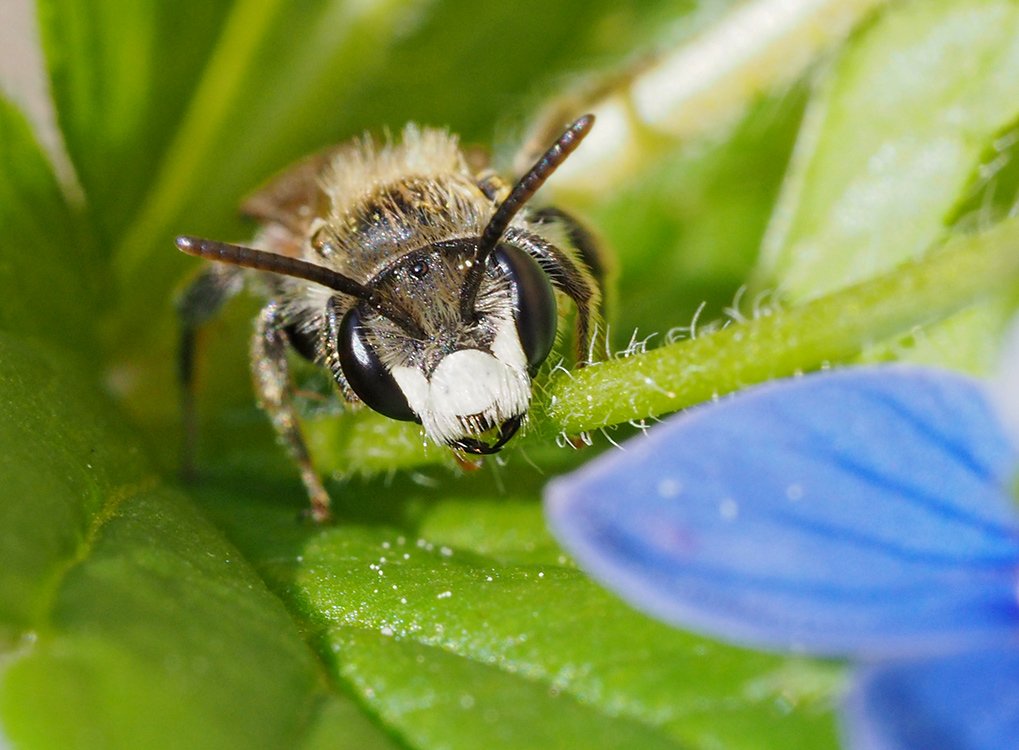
<box><xmin>252</xmin><ymin>302</ymin><xmax>333</xmax><ymax>523</ymax></box>
<box><xmin>176</xmin><ymin>263</ymin><xmax>244</xmax><ymax>480</ymax></box>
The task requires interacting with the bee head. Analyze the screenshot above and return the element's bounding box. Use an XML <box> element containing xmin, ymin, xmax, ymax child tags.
<box><xmin>336</xmin><ymin>237</ymin><xmax>557</xmax><ymax>453</ymax></box>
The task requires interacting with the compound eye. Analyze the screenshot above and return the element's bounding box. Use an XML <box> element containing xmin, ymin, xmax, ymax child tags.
<box><xmin>493</xmin><ymin>244</ymin><xmax>557</xmax><ymax>375</ymax></box>
<box><xmin>338</xmin><ymin>306</ymin><xmax>418</xmax><ymax>423</ymax></box>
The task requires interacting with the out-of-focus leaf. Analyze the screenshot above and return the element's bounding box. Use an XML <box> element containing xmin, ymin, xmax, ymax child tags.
<box><xmin>0</xmin><ymin>96</ymin><xmax>101</xmax><ymax>353</ymax></box>
<box><xmin>0</xmin><ymin>333</ymin><xmax>138</xmax><ymax>630</ymax></box>
<box><xmin>37</xmin><ymin>0</ymin><xmax>234</xmax><ymax>240</ymax></box>
<box><xmin>113</xmin><ymin>0</ymin><xmax>420</xmax><ymax>293</ymax></box>
<box><xmin>757</xmin><ymin>0</ymin><xmax>1019</xmax><ymax>374</ymax></box>
<box><xmin>760</xmin><ymin>0</ymin><xmax>1019</xmax><ymax>299</ymax></box>
<box><xmin>587</xmin><ymin>89</ymin><xmax>807</xmax><ymax>337</ymax></box>
<box><xmin>0</xmin><ymin>333</ymin><xmax>393</xmax><ymax>749</ymax></box>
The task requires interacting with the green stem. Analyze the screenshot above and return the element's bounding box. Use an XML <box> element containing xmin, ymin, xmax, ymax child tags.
<box><xmin>541</xmin><ymin>217</ymin><xmax>1019</xmax><ymax>434</ymax></box>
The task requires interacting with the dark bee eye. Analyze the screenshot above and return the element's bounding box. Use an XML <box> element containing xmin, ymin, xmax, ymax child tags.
<box><xmin>338</xmin><ymin>306</ymin><xmax>418</xmax><ymax>422</ymax></box>
<box><xmin>493</xmin><ymin>244</ymin><xmax>557</xmax><ymax>375</ymax></box>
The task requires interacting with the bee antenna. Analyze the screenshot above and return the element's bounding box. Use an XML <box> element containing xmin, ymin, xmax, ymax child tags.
<box><xmin>177</xmin><ymin>236</ymin><xmax>371</xmax><ymax>297</ymax></box>
<box><xmin>177</xmin><ymin>236</ymin><xmax>425</xmax><ymax>337</ymax></box>
<box><xmin>460</xmin><ymin>114</ymin><xmax>595</xmax><ymax>321</ymax></box>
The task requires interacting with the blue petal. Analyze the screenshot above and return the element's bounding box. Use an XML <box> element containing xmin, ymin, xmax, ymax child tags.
<box><xmin>544</xmin><ymin>366</ymin><xmax>1019</xmax><ymax>656</ymax></box>
<box><xmin>842</xmin><ymin>644</ymin><xmax>1019</xmax><ymax>750</ymax></box>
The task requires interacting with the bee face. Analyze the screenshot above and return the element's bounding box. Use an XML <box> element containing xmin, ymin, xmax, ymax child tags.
<box><xmin>336</xmin><ymin>238</ymin><xmax>557</xmax><ymax>453</ymax></box>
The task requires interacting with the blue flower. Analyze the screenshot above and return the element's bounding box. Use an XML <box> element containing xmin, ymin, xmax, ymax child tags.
<box><xmin>545</xmin><ymin>365</ymin><xmax>1019</xmax><ymax>749</ymax></box>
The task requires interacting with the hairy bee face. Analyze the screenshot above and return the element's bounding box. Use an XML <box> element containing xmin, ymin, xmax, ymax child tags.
<box><xmin>336</xmin><ymin>239</ymin><xmax>557</xmax><ymax>453</ymax></box>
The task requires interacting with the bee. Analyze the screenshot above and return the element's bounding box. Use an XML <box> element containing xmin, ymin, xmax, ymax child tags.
<box><xmin>176</xmin><ymin>115</ymin><xmax>605</xmax><ymax>522</ymax></box>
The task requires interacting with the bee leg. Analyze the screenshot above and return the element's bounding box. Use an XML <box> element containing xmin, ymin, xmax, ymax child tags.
<box><xmin>176</xmin><ymin>263</ymin><xmax>244</xmax><ymax>481</ymax></box>
<box><xmin>506</xmin><ymin>226</ymin><xmax>605</xmax><ymax>367</ymax></box>
<box><xmin>252</xmin><ymin>302</ymin><xmax>333</xmax><ymax>523</ymax></box>
<box><xmin>323</xmin><ymin>297</ymin><xmax>355</xmax><ymax>399</ymax></box>
<box><xmin>531</xmin><ymin>207</ymin><xmax>610</xmax><ymax>294</ymax></box>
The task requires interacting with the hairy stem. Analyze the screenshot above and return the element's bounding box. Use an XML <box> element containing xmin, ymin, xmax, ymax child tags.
<box><xmin>541</xmin><ymin>217</ymin><xmax>1019</xmax><ymax>434</ymax></box>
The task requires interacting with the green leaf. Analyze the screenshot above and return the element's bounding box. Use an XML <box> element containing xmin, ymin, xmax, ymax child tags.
<box><xmin>0</xmin><ymin>96</ymin><xmax>101</xmax><ymax>353</ymax></box>
<box><xmin>760</xmin><ymin>0</ymin><xmax>1019</xmax><ymax>298</ymax></box>
<box><xmin>37</xmin><ymin>0</ymin><xmax>234</xmax><ymax>240</ymax></box>
<box><xmin>0</xmin><ymin>333</ymin><xmax>393</xmax><ymax>747</ymax></box>
<box><xmin>754</xmin><ymin>0</ymin><xmax>1019</xmax><ymax>374</ymax></box>
<box><xmin>200</xmin><ymin>485</ymin><xmax>840</xmax><ymax>750</ymax></box>
<box><xmin>0</xmin><ymin>333</ymin><xmax>137</xmax><ymax>630</ymax></box>
<box><xmin>10</xmin><ymin>0</ymin><xmax>1019</xmax><ymax>747</ymax></box>
<box><xmin>587</xmin><ymin>88</ymin><xmax>808</xmax><ymax>337</ymax></box>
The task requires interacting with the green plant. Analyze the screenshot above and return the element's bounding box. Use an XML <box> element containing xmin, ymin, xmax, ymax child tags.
<box><xmin>3</xmin><ymin>1</ymin><xmax>1018</xmax><ymax>747</ymax></box>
